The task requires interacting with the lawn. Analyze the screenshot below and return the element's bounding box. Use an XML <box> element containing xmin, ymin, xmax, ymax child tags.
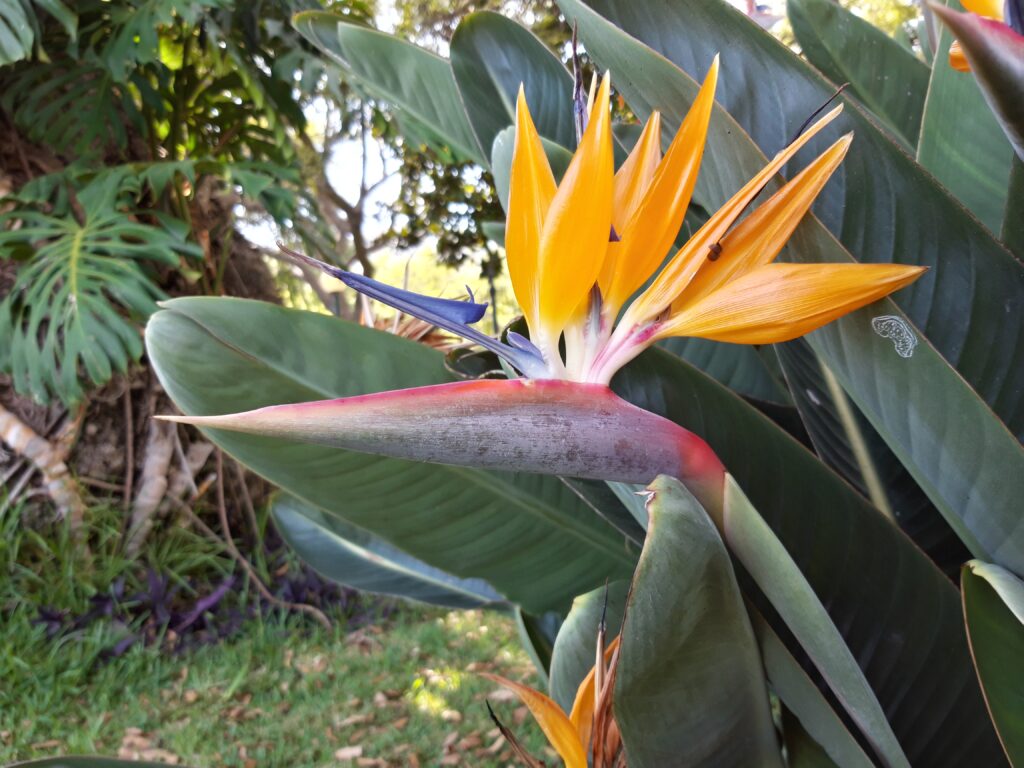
<box><xmin>1</xmin><ymin>607</ymin><xmax>552</xmax><ymax>767</ymax></box>
<box><xmin>0</xmin><ymin>507</ymin><xmax>551</xmax><ymax>767</ymax></box>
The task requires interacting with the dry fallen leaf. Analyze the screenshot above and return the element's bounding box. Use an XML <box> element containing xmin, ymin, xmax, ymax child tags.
<box><xmin>334</xmin><ymin>745</ymin><xmax>363</xmax><ymax>761</ymax></box>
<box><xmin>486</xmin><ymin>688</ymin><xmax>517</xmax><ymax>702</ymax></box>
<box><xmin>457</xmin><ymin>734</ymin><xmax>482</xmax><ymax>751</ymax></box>
<box><xmin>337</xmin><ymin>713</ymin><xmax>375</xmax><ymax>728</ymax></box>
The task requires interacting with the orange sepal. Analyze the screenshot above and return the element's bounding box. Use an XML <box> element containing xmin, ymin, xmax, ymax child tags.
<box><xmin>657</xmin><ymin>262</ymin><xmax>927</xmax><ymax>344</ymax></box>
<box><xmin>481</xmin><ymin>673</ymin><xmax>588</xmax><ymax>768</ymax></box>
<box><xmin>507</xmin><ymin>86</ymin><xmax>557</xmax><ymax>333</ymax></box>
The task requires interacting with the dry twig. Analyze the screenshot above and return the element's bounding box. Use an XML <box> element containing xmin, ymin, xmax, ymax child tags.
<box><xmin>213</xmin><ymin>450</ymin><xmax>330</xmax><ymax>629</ymax></box>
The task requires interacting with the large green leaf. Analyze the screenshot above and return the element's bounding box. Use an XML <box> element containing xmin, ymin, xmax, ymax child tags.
<box><xmin>916</xmin><ymin>0</ymin><xmax>1013</xmax><ymax>233</ymax></box>
<box><xmin>787</xmin><ymin>0</ymin><xmax>930</xmax><ymax>149</ymax></box>
<box><xmin>0</xmin><ymin>0</ymin><xmax>35</xmax><ymax>65</ymax></box>
<box><xmin>783</xmin><ymin>710</ymin><xmax>844</xmax><ymax>768</ymax></box>
<box><xmin>612</xmin><ymin>346</ymin><xmax>1005</xmax><ymax>767</ymax></box>
<box><xmin>293</xmin><ymin>11</ymin><xmax>484</xmax><ymax>164</ymax></box>
<box><xmin>752</xmin><ymin>612</ymin><xmax>875</xmax><ymax>768</ymax></box>
<box><xmin>614</xmin><ymin>476</ymin><xmax>782</xmax><ymax>767</ymax></box>
<box><xmin>450</xmin><ymin>11</ymin><xmax>575</xmax><ymax>160</ymax></box>
<box><xmin>775</xmin><ymin>338</ymin><xmax>969</xmax><ymax>576</ymax></box>
<box><xmin>270</xmin><ymin>493</ymin><xmax>506</xmax><ymax>609</ymax></box>
<box><xmin>0</xmin><ymin>203</ymin><xmax>199</xmax><ymax>405</ymax></box>
<box><xmin>722</xmin><ymin>476</ymin><xmax>909</xmax><ymax>768</ymax></box>
<box><xmin>560</xmin><ymin>0</ymin><xmax>1024</xmax><ymax>576</ymax></box>
<box><xmin>514</xmin><ymin>609</ymin><xmax>562</xmax><ymax>684</ymax></box>
<box><xmin>962</xmin><ymin>561</ymin><xmax>1024</xmax><ymax>765</ymax></box>
<box><xmin>145</xmin><ymin>298</ymin><xmax>635</xmax><ymax>614</ymax></box>
<box><xmin>558</xmin><ymin>477</ymin><xmax>645</xmax><ymax>546</ymax></box>
<box><xmin>660</xmin><ymin>336</ymin><xmax>790</xmax><ymax>404</ymax></box>
<box><xmin>490</xmin><ymin>125</ymin><xmax>573</xmax><ymax>209</ymax></box>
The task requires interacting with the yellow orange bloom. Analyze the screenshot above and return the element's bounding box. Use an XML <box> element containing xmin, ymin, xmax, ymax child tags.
<box><xmin>507</xmin><ymin>64</ymin><xmax>925</xmax><ymax>383</ymax></box>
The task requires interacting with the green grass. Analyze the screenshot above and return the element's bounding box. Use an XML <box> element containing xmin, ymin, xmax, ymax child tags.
<box><xmin>0</xmin><ymin>505</ymin><xmax>552</xmax><ymax>767</ymax></box>
<box><xmin>1</xmin><ymin>607</ymin><xmax>552</xmax><ymax>766</ymax></box>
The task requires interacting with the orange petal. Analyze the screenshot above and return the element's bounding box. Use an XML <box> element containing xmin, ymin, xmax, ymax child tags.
<box><xmin>596</xmin><ymin>111</ymin><xmax>662</xmax><ymax>311</ymax></box>
<box><xmin>481</xmin><ymin>673</ymin><xmax>588</xmax><ymax>768</ymax></box>
<box><xmin>612</xmin><ymin>112</ymin><xmax>662</xmax><ymax>232</ymax></box>
<box><xmin>962</xmin><ymin>0</ymin><xmax>1004</xmax><ymax>20</ymax></box>
<box><xmin>568</xmin><ymin>636</ymin><xmax>620</xmax><ymax>751</ymax></box>
<box><xmin>507</xmin><ymin>86</ymin><xmax>557</xmax><ymax>333</ymax></box>
<box><xmin>535</xmin><ymin>73</ymin><xmax>614</xmax><ymax>338</ymax></box>
<box><xmin>948</xmin><ymin>40</ymin><xmax>972</xmax><ymax>71</ymax></box>
<box><xmin>678</xmin><ymin>134</ymin><xmax>852</xmax><ymax>309</ymax></box>
<box><xmin>656</xmin><ymin>262</ymin><xmax>927</xmax><ymax>344</ymax></box>
<box><xmin>624</xmin><ymin>103</ymin><xmax>845</xmax><ymax>327</ymax></box>
<box><xmin>603</xmin><ymin>56</ymin><xmax>720</xmax><ymax>312</ymax></box>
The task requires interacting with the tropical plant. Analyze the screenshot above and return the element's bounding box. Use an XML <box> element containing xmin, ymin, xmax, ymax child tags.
<box><xmin>144</xmin><ymin>1</ymin><xmax>1024</xmax><ymax>766</ymax></box>
<box><xmin>0</xmin><ymin>0</ymin><xmax>326</xmax><ymax>406</ymax></box>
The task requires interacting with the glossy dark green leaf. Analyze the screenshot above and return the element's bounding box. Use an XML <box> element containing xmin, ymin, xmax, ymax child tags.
<box><xmin>293</xmin><ymin>11</ymin><xmax>484</xmax><ymax>163</ymax></box>
<box><xmin>775</xmin><ymin>338</ymin><xmax>969</xmax><ymax>577</ymax></box>
<box><xmin>490</xmin><ymin>125</ymin><xmax>573</xmax><ymax>209</ymax></box>
<box><xmin>514</xmin><ymin>609</ymin><xmax>563</xmax><ymax>684</ymax></box>
<box><xmin>660</xmin><ymin>336</ymin><xmax>790</xmax><ymax>404</ymax></box>
<box><xmin>752</xmin><ymin>612</ymin><xmax>875</xmax><ymax>768</ymax></box>
<box><xmin>722</xmin><ymin>476</ymin><xmax>908</xmax><ymax>768</ymax></box>
<box><xmin>145</xmin><ymin>298</ymin><xmax>635</xmax><ymax>614</ymax></box>
<box><xmin>612</xmin><ymin>345</ymin><xmax>1005</xmax><ymax>766</ymax></box>
<box><xmin>270</xmin><ymin>493</ymin><xmax>506</xmax><ymax>609</ymax></box>
<box><xmin>450</xmin><ymin>11</ymin><xmax>575</xmax><ymax>159</ymax></box>
<box><xmin>560</xmin><ymin>0</ymin><xmax>1024</xmax><ymax>579</ymax></box>
<box><xmin>962</xmin><ymin>561</ymin><xmax>1024</xmax><ymax>765</ymax></box>
<box><xmin>788</xmin><ymin>0</ymin><xmax>930</xmax><ymax>148</ymax></box>
<box><xmin>557</xmin><ymin>477</ymin><xmax>645</xmax><ymax>546</ymax></box>
<box><xmin>548</xmin><ymin>580</ymin><xmax>628</xmax><ymax>713</ymax></box>
<box><xmin>0</xmin><ymin>1</ymin><xmax>35</xmax><ymax>65</ymax></box>
<box><xmin>917</xmin><ymin>0</ymin><xmax>1013</xmax><ymax>232</ymax></box>
<box><xmin>783</xmin><ymin>708</ymin><xmax>845</xmax><ymax>768</ymax></box>
<box><xmin>614</xmin><ymin>476</ymin><xmax>782</xmax><ymax>767</ymax></box>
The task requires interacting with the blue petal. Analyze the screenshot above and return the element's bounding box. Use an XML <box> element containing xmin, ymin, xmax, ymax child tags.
<box><xmin>342</xmin><ymin>271</ymin><xmax>489</xmax><ymax>325</ymax></box>
<box><xmin>280</xmin><ymin>247</ymin><xmax>549</xmax><ymax>378</ymax></box>
<box><xmin>507</xmin><ymin>331</ymin><xmax>543</xmax><ymax>359</ymax></box>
